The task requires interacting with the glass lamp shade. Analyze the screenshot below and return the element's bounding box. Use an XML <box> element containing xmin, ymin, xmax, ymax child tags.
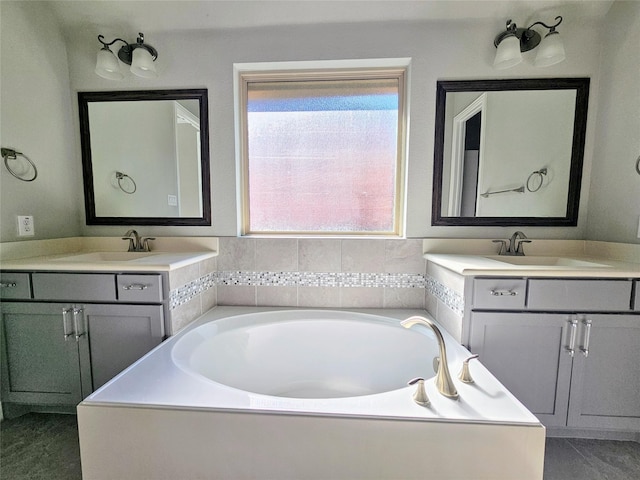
<box><xmin>130</xmin><ymin>47</ymin><xmax>158</xmax><ymax>78</ymax></box>
<box><xmin>493</xmin><ymin>35</ymin><xmax>522</xmax><ymax>69</ymax></box>
<box><xmin>534</xmin><ymin>31</ymin><xmax>565</xmax><ymax>67</ymax></box>
<box><xmin>95</xmin><ymin>47</ymin><xmax>124</xmax><ymax>80</ymax></box>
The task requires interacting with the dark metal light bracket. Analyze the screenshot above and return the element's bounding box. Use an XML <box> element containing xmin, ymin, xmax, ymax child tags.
<box><xmin>98</xmin><ymin>33</ymin><xmax>158</xmax><ymax>66</ymax></box>
<box><xmin>494</xmin><ymin>16</ymin><xmax>563</xmax><ymax>52</ymax></box>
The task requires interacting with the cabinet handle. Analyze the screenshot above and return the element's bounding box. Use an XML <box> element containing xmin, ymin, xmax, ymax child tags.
<box><xmin>73</xmin><ymin>308</ymin><xmax>85</xmax><ymax>342</ymax></box>
<box><xmin>0</xmin><ymin>282</ymin><xmax>17</xmax><ymax>288</ymax></box>
<box><xmin>565</xmin><ymin>318</ymin><xmax>578</xmax><ymax>357</ymax></box>
<box><xmin>580</xmin><ymin>318</ymin><xmax>593</xmax><ymax>358</ymax></box>
<box><xmin>62</xmin><ymin>308</ymin><xmax>74</xmax><ymax>341</ymax></box>
<box><xmin>490</xmin><ymin>290</ymin><xmax>518</xmax><ymax>296</ymax></box>
<box><xmin>123</xmin><ymin>284</ymin><xmax>148</xmax><ymax>291</ymax></box>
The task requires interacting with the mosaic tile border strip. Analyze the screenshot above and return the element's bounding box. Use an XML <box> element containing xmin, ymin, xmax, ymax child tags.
<box><xmin>216</xmin><ymin>271</ymin><xmax>427</xmax><ymax>288</ymax></box>
<box><xmin>424</xmin><ymin>276</ymin><xmax>464</xmax><ymax>316</ymax></box>
<box><xmin>169</xmin><ymin>270</ymin><xmax>463</xmax><ymax>313</ymax></box>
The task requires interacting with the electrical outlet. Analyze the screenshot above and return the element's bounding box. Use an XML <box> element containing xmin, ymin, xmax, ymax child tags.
<box><xmin>168</xmin><ymin>194</ymin><xmax>178</xmax><ymax>207</ymax></box>
<box><xmin>17</xmin><ymin>215</ymin><xmax>34</xmax><ymax>236</ymax></box>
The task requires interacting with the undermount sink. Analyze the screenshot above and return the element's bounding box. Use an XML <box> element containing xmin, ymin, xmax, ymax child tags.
<box><xmin>485</xmin><ymin>255</ymin><xmax>611</xmax><ymax>268</ymax></box>
<box><xmin>54</xmin><ymin>252</ymin><xmax>158</xmax><ymax>262</ymax></box>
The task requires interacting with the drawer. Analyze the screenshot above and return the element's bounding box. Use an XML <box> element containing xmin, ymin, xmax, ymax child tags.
<box><xmin>528</xmin><ymin>279</ymin><xmax>632</xmax><ymax>311</ymax></box>
<box><xmin>633</xmin><ymin>280</ymin><xmax>640</xmax><ymax>312</ymax></box>
<box><xmin>473</xmin><ymin>278</ymin><xmax>526</xmax><ymax>310</ymax></box>
<box><xmin>32</xmin><ymin>273</ymin><xmax>116</xmax><ymax>301</ymax></box>
<box><xmin>117</xmin><ymin>275</ymin><xmax>163</xmax><ymax>303</ymax></box>
<box><xmin>0</xmin><ymin>273</ymin><xmax>31</xmax><ymax>299</ymax></box>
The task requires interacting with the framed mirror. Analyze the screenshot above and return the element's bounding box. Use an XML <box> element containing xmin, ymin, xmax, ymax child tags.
<box><xmin>432</xmin><ymin>78</ymin><xmax>589</xmax><ymax>226</ymax></box>
<box><xmin>78</xmin><ymin>89</ymin><xmax>211</xmax><ymax>226</ymax></box>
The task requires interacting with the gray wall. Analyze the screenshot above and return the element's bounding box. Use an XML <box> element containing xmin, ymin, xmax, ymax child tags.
<box><xmin>3</xmin><ymin>3</ymin><xmax>637</xmax><ymax>244</ymax></box>
<box><xmin>0</xmin><ymin>1</ymin><xmax>82</xmax><ymax>242</ymax></box>
<box><xmin>586</xmin><ymin>1</ymin><xmax>640</xmax><ymax>244</ymax></box>
<box><xmin>63</xmin><ymin>14</ymin><xmax>604</xmax><ymax>240</ymax></box>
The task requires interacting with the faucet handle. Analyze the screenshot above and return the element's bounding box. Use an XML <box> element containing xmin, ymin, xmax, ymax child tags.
<box><xmin>515</xmin><ymin>239</ymin><xmax>532</xmax><ymax>255</ymax></box>
<box><xmin>492</xmin><ymin>239</ymin><xmax>508</xmax><ymax>255</ymax></box>
<box><xmin>458</xmin><ymin>354</ymin><xmax>479</xmax><ymax>384</ymax></box>
<box><xmin>408</xmin><ymin>377</ymin><xmax>430</xmax><ymax>406</ymax></box>
<box><xmin>140</xmin><ymin>237</ymin><xmax>156</xmax><ymax>252</ymax></box>
<box><xmin>121</xmin><ymin>237</ymin><xmax>135</xmax><ymax>252</ymax></box>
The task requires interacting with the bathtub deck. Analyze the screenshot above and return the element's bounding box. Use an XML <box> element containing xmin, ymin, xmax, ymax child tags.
<box><xmin>78</xmin><ymin>306</ymin><xmax>545</xmax><ymax>479</ymax></box>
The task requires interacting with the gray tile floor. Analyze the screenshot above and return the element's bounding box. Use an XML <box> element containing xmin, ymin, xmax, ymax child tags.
<box><xmin>1</xmin><ymin>413</ymin><xmax>640</xmax><ymax>479</ymax></box>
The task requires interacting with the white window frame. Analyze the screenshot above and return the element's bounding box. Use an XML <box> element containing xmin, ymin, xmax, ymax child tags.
<box><xmin>233</xmin><ymin>58</ymin><xmax>410</xmax><ymax>237</ymax></box>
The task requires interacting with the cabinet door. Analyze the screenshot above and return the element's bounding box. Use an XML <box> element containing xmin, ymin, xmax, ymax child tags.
<box><xmin>568</xmin><ymin>314</ymin><xmax>640</xmax><ymax>431</ymax></box>
<box><xmin>84</xmin><ymin>304</ymin><xmax>164</xmax><ymax>390</ymax></box>
<box><xmin>469</xmin><ymin>312</ymin><xmax>574</xmax><ymax>427</ymax></box>
<box><xmin>0</xmin><ymin>302</ymin><xmax>87</xmax><ymax>405</ymax></box>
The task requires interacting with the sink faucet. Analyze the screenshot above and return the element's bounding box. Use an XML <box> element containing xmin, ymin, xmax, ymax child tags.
<box><xmin>493</xmin><ymin>231</ymin><xmax>532</xmax><ymax>256</ymax></box>
<box><xmin>401</xmin><ymin>316</ymin><xmax>459</xmax><ymax>400</ymax></box>
<box><xmin>122</xmin><ymin>230</ymin><xmax>155</xmax><ymax>252</ymax></box>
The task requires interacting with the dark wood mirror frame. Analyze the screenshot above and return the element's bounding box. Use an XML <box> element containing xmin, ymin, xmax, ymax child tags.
<box><xmin>432</xmin><ymin>78</ymin><xmax>590</xmax><ymax>227</ymax></box>
<box><xmin>78</xmin><ymin>89</ymin><xmax>211</xmax><ymax>226</ymax></box>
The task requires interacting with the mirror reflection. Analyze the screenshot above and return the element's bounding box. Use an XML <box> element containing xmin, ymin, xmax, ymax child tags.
<box><xmin>432</xmin><ymin>78</ymin><xmax>589</xmax><ymax>226</ymax></box>
<box><xmin>79</xmin><ymin>89</ymin><xmax>211</xmax><ymax>226</ymax></box>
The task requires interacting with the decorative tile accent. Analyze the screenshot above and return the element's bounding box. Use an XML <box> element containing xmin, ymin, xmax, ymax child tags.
<box><xmin>424</xmin><ymin>275</ymin><xmax>464</xmax><ymax>315</ymax></box>
<box><xmin>169</xmin><ymin>270</ymin><xmax>463</xmax><ymax>313</ymax></box>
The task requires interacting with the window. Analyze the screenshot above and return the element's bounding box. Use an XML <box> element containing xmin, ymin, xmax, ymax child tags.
<box><xmin>237</xmin><ymin>61</ymin><xmax>408</xmax><ymax>236</ymax></box>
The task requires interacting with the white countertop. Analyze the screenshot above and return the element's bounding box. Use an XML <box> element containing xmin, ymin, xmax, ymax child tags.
<box><xmin>426</xmin><ymin>253</ymin><xmax>640</xmax><ymax>277</ymax></box>
<box><xmin>0</xmin><ymin>251</ymin><xmax>217</xmax><ymax>272</ymax></box>
<box><xmin>0</xmin><ymin>236</ymin><xmax>218</xmax><ymax>272</ymax></box>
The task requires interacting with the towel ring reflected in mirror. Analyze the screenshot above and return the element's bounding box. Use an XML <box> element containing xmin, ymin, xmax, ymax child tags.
<box><xmin>526</xmin><ymin>168</ymin><xmax>548</xmax><ymax>193</ymax></box>
<box><xmin>115</xmin><ymin>171</ymin><xmax>137</xmax><ymax>194</ymax></box>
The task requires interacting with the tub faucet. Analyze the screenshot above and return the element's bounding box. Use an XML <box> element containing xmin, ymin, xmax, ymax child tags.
<box><xmin>401</xmin><ymin>316</ymin><xmax>459</xmax><ymax>400</ymax></box>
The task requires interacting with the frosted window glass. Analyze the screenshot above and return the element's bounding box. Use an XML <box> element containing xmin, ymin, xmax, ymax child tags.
<box><xmin>245</xmin><ymin>78</ymin><xmax>400</xmax><ymax>234</ymax></box>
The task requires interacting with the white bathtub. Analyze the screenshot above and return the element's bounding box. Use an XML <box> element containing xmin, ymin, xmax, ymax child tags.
<box><xmin>78</xmin><ymin>307</ymin><xmax>545</xmax><ymax>480</ymax></box>
<box><xmin>172</xmin><ymin>311</ymin><xmax>438</xmax><ymax>398</ymax></box>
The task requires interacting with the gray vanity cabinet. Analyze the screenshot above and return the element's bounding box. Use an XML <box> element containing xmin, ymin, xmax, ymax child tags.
<box><xmin>0</xmin><ymin>302</ymin><xmax>91</xmax><ymax>406</ymax></box>
<box><xmin>468</xmin><ymin>277</ymin><xmax>640</xmax><ymax>432</ymax></box>
<box><xmin>566</xmin><ymin>314</ymin><xmax>640</xmax><ymax>430</ymax></box>
<box><xmin>84</xmin><ymin>303</ymin><xmax>163</xmax><ymax>389</ymax></box>
<box><xmin>0</xmin><ymin>271</ymin><xmax>166</xmax><ymax>412</ymax></box>
<box><xmin>469</xmin><ymin>312</ymin><xmax>573</xmax><ymax>427</ymax></box>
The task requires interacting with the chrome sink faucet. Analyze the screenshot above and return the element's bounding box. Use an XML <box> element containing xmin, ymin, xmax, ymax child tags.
<box><xmin>122</xmin><ymin>230</ymin><xmax>155</xmax><ymax>252</ymax></box>
<box><xmin>401</xmin><ymin>316</ymin><xmax>459</xmax><ymax>400</ymax></box>
<box><xmin>493</xmin><ymin>231</ymin><xmax>532</xmax><ymax>256</ymax></box>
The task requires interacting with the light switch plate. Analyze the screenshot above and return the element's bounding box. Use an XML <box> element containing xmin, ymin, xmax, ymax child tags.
<box><xmin>17</xmin><ymin>215</ymin><xmax>34</xmax><ymax>236</ymax></box>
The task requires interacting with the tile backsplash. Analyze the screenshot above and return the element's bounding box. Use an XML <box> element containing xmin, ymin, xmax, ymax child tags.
<box><xmin>167</xmin><ymin>237</ymin><xmax>466</xmax><ymax>332</ymax></box>
<box><xmin>217</xmin><ymin>237</ymin><xmax>427</xmax><ymax>309</ymax></box>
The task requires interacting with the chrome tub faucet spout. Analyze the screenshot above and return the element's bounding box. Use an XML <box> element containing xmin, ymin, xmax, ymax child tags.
<box><xmin>401</xmin><ymin>316</ymin><xmax>459</xmax><ymax>400</ymax></box>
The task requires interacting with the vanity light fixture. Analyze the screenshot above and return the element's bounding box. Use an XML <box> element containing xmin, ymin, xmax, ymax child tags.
<box><xmin>493</xmin><ymin>16</ymin><xmax>565</xmax><ymax>69</ymax></box>
<box><xmin>95</xmin><ymin>32</ymin><xmax>158</xmax><ymax>80</ymax></box>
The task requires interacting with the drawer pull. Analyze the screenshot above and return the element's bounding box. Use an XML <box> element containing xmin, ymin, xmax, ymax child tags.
<box><xmin>123</xmin><ymin>284</ymin><xmax>149</xmax><ymax>291</ymax></box>
<box><xmin>565</xmin><ymin>318</ymin><xmax>578</xmax><ymax>357</ymax></box>
<box><xmin>0</xmin><ymin>282</ymin><xmax>17</xmax><ymax>288</ymax></box>
<box><xmin>490</xmin><ymin>289</ymin><xmax>518</xmax><ymax>296</ymax></box>
<box><xmin>580</xmin><ymin>318</ymin><xmax>593</xmax><ymax>358</ymax></box>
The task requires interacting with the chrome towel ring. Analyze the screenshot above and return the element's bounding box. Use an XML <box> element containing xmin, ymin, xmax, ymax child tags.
<box><xmin>526</xmin><ymin>167</ymin><xmax>547</xmax><ymax>192</ymax></box>
<box><xmin>115</xmin><ymin>171</ymin><xmax>137</xmax><ymax>194</ymax></box>
<box><xmin>1</xmin><ymin>148</ymin><xmax>38</xmax><ymax>182</ymax></box>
